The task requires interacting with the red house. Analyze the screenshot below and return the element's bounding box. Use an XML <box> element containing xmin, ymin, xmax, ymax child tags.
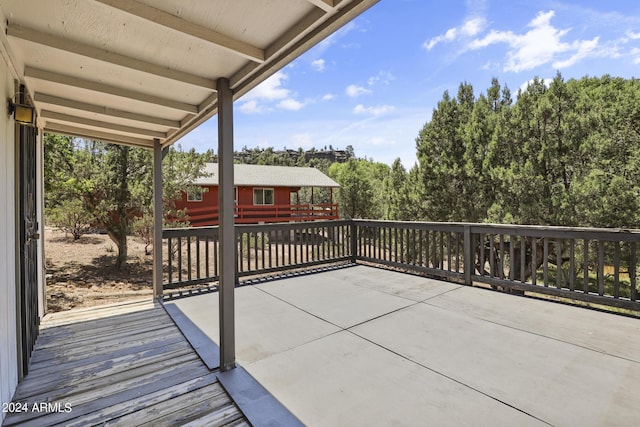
<box><xmin>176</xmin><ymin>163</ymin><xmax>340</xmax><ymax>226</ymax></box>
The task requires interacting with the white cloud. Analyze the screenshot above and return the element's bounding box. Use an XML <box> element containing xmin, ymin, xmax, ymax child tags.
<box><xmin>322</xmin><ymin>93</ymin><xmax>336</xmax><ymax>101</ymax></box>
<box><xmin>468</xmin><ymin>10</ymin><xmax>601</xmax><ymax>72</ymax></box>
<box><xmin>290</xmin><ymin>133</ymin><xmax>315</xmax><ymax>149</ymax></box>
<box><xmin>424</xmin><ymin>17</ymin><xmax>487</xmax><ymax>50</ymax></box>
<box><xmin>243</xmin><ymin>71</ymin><xmax>290</xmax><ymax>101</ymax></box>
<box><xmin>627</xmin><ymin>30</ymin><xmax>640</xmax><ymax>40</ymax></box>
<box><xmin>316</xmin><ymin>21</ymin><xmax>358</xmax><ymax>53</ymax></box>
<box><xmin>353</xmin><ymin>104</ymin><xmax>395</xmax><ymax>115</ymax></box>
<box><xmin>552</xmin><ymin>37</ymin><xmax>599</xmax><ymax>68</ymax></box>
<box><xmin>346</xmin><ymin>84</ymin><xmax>372</xmax><ymax>97</ymax></box>
<box><xmin>238</xmin><ymin>70</ymin><xmax>305</xmax><ymax>113</ymax></box>
<box><xmin>311</xmin><ymin>58</ymin><xmax>326</xmax><ymax>71</ymax></box>
<box><xmin>238</xmin><ymin>100</ymin><xmax>265</xmax><ymax>114</ymax></box>
<box><xmin>278</xmin><ymin>98</ymin><xmax>304</xmax><ymax>111</ymax></box>
<box><xmin>367</xmin><ymin>71</ymin><xmax>395</xmax><ymax>86</ymax></box>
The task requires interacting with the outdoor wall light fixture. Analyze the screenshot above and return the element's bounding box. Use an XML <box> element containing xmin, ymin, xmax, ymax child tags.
<box><xmin>7</xmin><ymin>98</ymin><xmax>35</xmax><ymax>126</ymax></box>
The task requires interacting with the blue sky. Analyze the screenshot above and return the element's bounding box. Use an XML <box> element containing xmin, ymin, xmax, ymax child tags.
<box><xmin>178</xmin><ymin>0</ymin><xmax>640</xmax><ymax>167</ymax></box>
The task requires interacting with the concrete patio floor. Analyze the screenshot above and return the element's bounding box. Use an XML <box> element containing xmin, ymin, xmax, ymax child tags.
<box><xmin>166</xmin><ymin>265</ymin><xmax>640</xmax><ymax>426</ymax></box>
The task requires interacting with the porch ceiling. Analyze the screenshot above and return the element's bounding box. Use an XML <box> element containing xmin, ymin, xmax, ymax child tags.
<box><xmin>0</xmin><ymin>0</ymin><xmax>379</xmax><ymax>149</ymax></box>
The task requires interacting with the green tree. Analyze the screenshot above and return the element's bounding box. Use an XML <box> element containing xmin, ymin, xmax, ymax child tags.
<box><xmin>44</xmin><ymin>136</ymin><xmax>207</xmax><ymax>269</ymax></box>
<box><xmin>328</xmin><ymin>159</ymin><xmax>389</xmax><ymax>219</ymax></box>
<box><xmin>48</xmin><ymin>198</ymin><xmax>93</xmax><ymax>240</ymax></box>
<box><xmin>416</xmin><ymin>74</ymin><xmax>640</xmax><ymax>229</ymax></box>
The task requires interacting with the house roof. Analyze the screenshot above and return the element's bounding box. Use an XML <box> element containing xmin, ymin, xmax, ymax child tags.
<box><xmin>0</xmin><ymin>0</ymin><xmax>379</xmax><ymax>149</ymax></box>
<box><xmin>196</xmin><ymin>164</ymin><xmax>340</xmax><ymax>188</ymax></box>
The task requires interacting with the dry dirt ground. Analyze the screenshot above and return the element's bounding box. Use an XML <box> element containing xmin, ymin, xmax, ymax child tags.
<box><xmin>45</xmin><ymin>227</ymin><xmax>154</xmax><ymax>312</ymax></box>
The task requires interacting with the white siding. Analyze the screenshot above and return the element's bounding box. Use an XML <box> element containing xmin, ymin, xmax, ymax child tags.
<box><xmin>0</xmin><ymin>56</ymin><xmax>17</xmax><ymax>420</ymax></box>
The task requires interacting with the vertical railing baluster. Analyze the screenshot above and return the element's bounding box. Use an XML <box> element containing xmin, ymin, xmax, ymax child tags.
<box><xmin>532</xmin><ymin>238</ymin><xmax>538</xmax><ymax>286</ymax></box>
<box><xmin>479</xmin><ymin>234</ymin><xmax>485</xmax><ymax>276</ymax></box>
<box><xmin>418</xmin><ymin>229</ymin><xmax>423</xmax><ymax>267</ymax></box>
<box><xmin>455</xmin><ymin>232</ymin><xmax>460</xmax><ymax>273</ymax></box>
<box><xmin>205</xmin><ymin>236</ymin><xmax>210</xmax><ymax>279</ymax></box>
<box><xmin>520</xmin><ymin>237</ymin><xmax>526</xmax><ymax>282</ymax></box>
<box><xmin>598</xmin><ymin>241</ymin><xmax>605</xmax><ymax>296</ymax></box>
<box><xmin>631</xmin><ymin>242</ymin><xmax>637</xmax><ymax>301</ymax></box>
<box><xmin>186</xmin><ymin>236</ymin><xmax>192</xmax><ymax>282</ymax></box>
<box><xmin>498</xmin><ymin>234</ymin><xmax>504</xmax><ymax>279</ymax></box>
<box><xmin>196</xmin><ymin>236</ymin><xmax>201</xmax><ymax>280</ymax></box>
<box><xmin>447</xmin><ymin>232</ymin><xmax>452</xmax><ymax>271</ymax></box>
<box><xmin>238</xmin><ymin>232</ymin><xmax>244</xmax><ymax>273</ymax></box>
<box><xmin>425</xmin><ymin>230</ymin><xmax>430</xmax><ymax>268</ymax></box>
<box><xmin>569</xmin><ymin>240</ymin><xmax>575</xmax><ymax>291</ymax></box>
<box><xmin>439</xmin><ymin>231</ymin><xmax>444</xmax><ymax>270</ymax></box>
<box><xmin>583</xmin><ymin>239</ymin><xmax>589</xmax><ymax>293</ymax></box>
<box><xmin>261</xmin><ymin>231</ymin><xmax>266</xmax><ymax>271</ymax></box>
<box><xmin>214</xmin><ymin>231</ymin><xmax>218</xmax><ymax>278</ymax></box>
<box><xmin>177</xmin><ymin>236</ymin><xmax>183</xmax><ymax>282</ymax></box>
<box><xmin>489</xmin><ymin>234</ymin><xmax>495</xmax><ymax>277</ymax></box>
<box><xmin>509</xmin><ymin>235</ymin><xmax>515</xmax><ymax>280</ymax></box>
<box><xmin>614</xmin><ymin>241</ymin><xmax>620</xmax><ymax>299</ymax></box>
<box><xmin>542</xmin><ymin>238</ymin><xmax>549</xmax><ymax>287</ymax></box>
<box><xmin>168</xmin><ymin>237</ymin><xmax>174</xmax><ymax>284</ymax></box>
<box><xmin>556</xmin><ymin>239</ymin><xmax>562</xmax><ymax>289</ymax></box>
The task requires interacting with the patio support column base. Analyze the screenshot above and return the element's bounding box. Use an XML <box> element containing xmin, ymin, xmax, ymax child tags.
<box><xmin>218</xmin><ymin>77</ymin><xmax>236</xmax><ymax>371</ymax></box>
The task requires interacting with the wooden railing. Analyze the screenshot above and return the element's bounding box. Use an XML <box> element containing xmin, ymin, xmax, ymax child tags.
<box><xmin>184</xmin><ymin>203</ymin><xmax>339</xmax><ymax>226</ymax></box>
<box><xmin>163</xmin><ymin>220</ymin><xmax>352</xmax><ymax>290</ymax></box>
<box><xmin>162</xmin><ymin>220</ymin><xmax>640</xmax><ymax>312</ymax></box>
<box><xmin>354</xmin><ymin>221</ymin><xmax>639</xmax><ymax>311</ymax></box>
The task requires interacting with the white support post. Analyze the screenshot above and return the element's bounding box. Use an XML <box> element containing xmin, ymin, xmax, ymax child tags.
<box><xmin>152</xmin><ymin>139</ymin><xmax>163</xmax><ymax>299</ymax></box>
<box><xmin>217</xmin><ymin>77</ymin><xmax>236</xmax><ymax>371</ymax></box>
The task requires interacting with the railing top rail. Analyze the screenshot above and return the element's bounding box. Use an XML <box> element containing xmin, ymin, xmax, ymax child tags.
<box><xmin>467</xmin><ymin>223</ymin><xmax>640</xmax><ymax>241</ymax></box>
<box><xmin>164</xmin><ymin>219</ymin><xmax>640</xmax><ymax>240</ymax></box>
<box><xmin>352</xmin><ymin>219</ymin><xmax>640</xmax><ymax>241</ymax></box>
<box><xmin>237</xmin><ymin>219</ymin><xmax>351</xmax><ymax>233</ymax></box>
<box><xmin>353</xmin><ymin>219</ymin><xmax>465</xmax><ymax>232</ymax></box>
<box><xmin>163</xmin><ymin>226</ymin><xmax>218</xmax><ymax>238</ymax></box>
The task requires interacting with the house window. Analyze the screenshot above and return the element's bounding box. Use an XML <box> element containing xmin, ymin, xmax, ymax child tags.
<box><xmin>253</xmin><ymin>188</ymin><xmax>274</xmax><ymax>205</ymax></box>
<box><xmin>187</xmin><ymin>187</ymin><xmax>204</xmax><ymax>202</ymax></box>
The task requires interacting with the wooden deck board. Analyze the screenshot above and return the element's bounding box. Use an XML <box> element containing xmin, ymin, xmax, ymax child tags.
<box><xmin>29</xmin><ymin>327</ymin><xmax>183</xmax><ymax>364</ymax></box>
<box><xmin>3</xmin><ymin>300</ymin><xmax>247</xmax><ymax>427</ymax></box>
<box><xmin>27</xmin><ymin>334</ymin><xmax>188</xmax><ymax>375</ymax></box>
<box><xmin>34</xmin><ymin>311</ymin><xmax>171</xmax><ymax>345</ymax></box>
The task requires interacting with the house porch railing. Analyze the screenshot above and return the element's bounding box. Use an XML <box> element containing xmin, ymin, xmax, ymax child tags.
<box><xmin>183</xmin><ymin>203</ymin><xmax>339</xmax><ymax>226</ymax></box>
<box><xmin>163</xmin><ymin>220</ymin><xmax>639</xmax><ymax>312</ymax></box>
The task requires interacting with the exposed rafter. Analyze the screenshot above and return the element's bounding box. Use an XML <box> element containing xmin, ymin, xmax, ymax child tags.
<box><xmin>41</xmin><ymin>110</ymin><xmax>167</xmax><ymax>139</ymax></box>
<box><xmin>44</xmin><ymin>122</ymin><xmax>155</xmax><ymax>148</ymax></box>
<box><xmin>7</xmin><ymin>24</ymin><xmax>217</xmax><ymax>89</ymax></box>
<box><xmin>34</xmin><ymin>93</ymin><xmax>181</xmax><ymax>128</ymax></box>
<box><xmin>306</xmin><ymin>0</ymin><xmax>338</xmax><ymax>12</ymax></box>
<box><xmin>95</xmin><ymin>0</ymin><xmax>265</xmax><ymax>63</ymax></box>
<box><xmin>24</xmin><ymin>67</ymin><xmax>199</xmax><ymax>113</ymax></box>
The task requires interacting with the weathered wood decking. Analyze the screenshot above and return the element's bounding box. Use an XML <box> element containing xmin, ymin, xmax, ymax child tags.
<box><xmin>3</xmin><ymin>299</ymin><xmax>248</xmax><ymax>427</ymax></box>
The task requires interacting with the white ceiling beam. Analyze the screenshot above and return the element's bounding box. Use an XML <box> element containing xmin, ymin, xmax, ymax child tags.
<box><xmin>34</xmin><ymin>92</ymin><xmax>181</xmax><ymax>128</ymax></box>
<box><xmin>305</xmin><ymin>0</ymin><xmax>337</xmax><ymax>12</ymax></box>
<box><xmin>25</xmin><ymin>67</ymin><xmax>199</xmax><ymax>114</ymax></box>
<box><xmin>41</xmin><ymin>110</ymin><xmax>168</xmax><ymax>139</ymax></box>
<box><xmin>95</xmin><ymin>0</ymin><xmax>265</xmax><ymax>63</ymax></box>
<box><xmin>44</xmin><ymin>122</ymin><xmax>154</xmax><ymax>149</ymax></box>
<box><xmin>7</xmin><ymin>24</ymin><xmax>216</xmax><ymax>89</ymax></box>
